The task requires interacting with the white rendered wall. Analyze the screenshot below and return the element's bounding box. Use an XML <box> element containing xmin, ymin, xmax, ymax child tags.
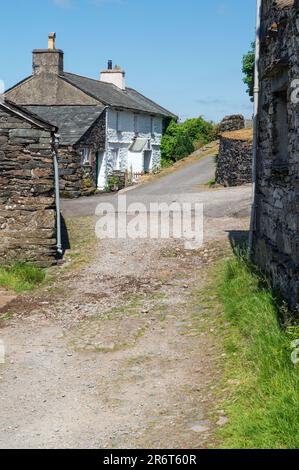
<box><xmin>106</xmin><ymin>109</ymin><xmax>163</xmax><ymax>177</ymax></box>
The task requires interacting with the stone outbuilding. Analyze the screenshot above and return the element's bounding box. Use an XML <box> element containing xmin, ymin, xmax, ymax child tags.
<box><xmin>0</xmin><ymin>100</ymin><xmax>59</xmax><ymax>266</ymax></box>
<box><xmin>5</xmin><ymin>34</ymin><xmax>175</xmax><ymax>197</ymax></box>
<box><xmin>253</xmin><ymin>0</ymin><xmax>299</xmax><ymax>309</ymax></box>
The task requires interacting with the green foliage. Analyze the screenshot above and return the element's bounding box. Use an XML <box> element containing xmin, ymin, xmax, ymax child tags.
<box><xmin>0</xmin><ymin>262</ymin><xmax>45</xmax><ymax>292</ymax></box>
<box><xmin>107</xmin><ymin>174</ymin><xmax>122</xmax><ymax>191</ymax></box>
<box><xmin>161</xmin><ymin>117</ymin><xmax>216</xmax><ymax>166</ymax></box>
<box><xmin>216</xmin><ymin>254</ymin><xmax>299</xmax><ymax>449</ymax></box>
<box><xmin>242</xmin><ymin>41</ymin><xmax>255</xmax><ymax>101</ymax></box>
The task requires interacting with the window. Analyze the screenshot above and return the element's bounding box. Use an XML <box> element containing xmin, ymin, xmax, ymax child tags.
<box><xmin>82</xmin><ymin>147</ymin><xmax>91</xmax><ymax>165</ymax></box>
<box><xmin>273</xmin><ymin>90</ymin><xmax>289</xmax><ymax>165</ymax></box>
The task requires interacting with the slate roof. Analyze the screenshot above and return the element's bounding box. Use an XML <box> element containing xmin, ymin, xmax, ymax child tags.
<box><xmin>24</xmin><ymin>105</ymin><xmax>105</xmax><ymax>145</ymax></box>
<box><xmin>61</xmin><ymin>72</ymin><xmax>176</xmax><ymax>118</ymax></box>
<box><xmin>1</xmin><ymin>99</ymin><xmax>57</xmax><ymax>132</ymax></box>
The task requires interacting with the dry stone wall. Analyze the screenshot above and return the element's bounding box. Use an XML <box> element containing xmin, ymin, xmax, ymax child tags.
<box><xmin>58</xmin><ymin>146</ymin><xmax>83</xmax><ymax>198</ymax></box>
<box><xmin>216</xmin><ymin>130</ymin><xmax>253</xmax><ymax>187</ymax></box>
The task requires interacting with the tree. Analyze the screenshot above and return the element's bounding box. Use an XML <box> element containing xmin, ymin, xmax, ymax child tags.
<box><xmin>242</xmin><ymin>41</ymin><xmax>255</xmax><ymax>101</ymax></box>
<box><xmin>161</xmin><ymin>117</ymin><xmax>216</xmax><ymax>167</ymax></box>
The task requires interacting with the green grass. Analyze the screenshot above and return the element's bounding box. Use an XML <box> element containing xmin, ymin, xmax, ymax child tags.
<box><xmin>216</xmin><ymin>253</ymin><xmax>299</xmax><ymax>449</ymax></box>
<box><xmin>0</xmin><ymin>263</ymin><xmax>45</xmax><ymax>292</ymax></box>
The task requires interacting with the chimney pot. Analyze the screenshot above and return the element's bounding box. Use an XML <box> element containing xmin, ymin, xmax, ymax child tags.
<box><xmin>48</xmin><ymin>32</ymin><xmax>56</xmax><ymax>50</ymax></box>
<box><xmin>108</xmin><ymin>60</ymin><xmax>113</xmax><ymax>70</ymax></box>
<box><xmin>33</xmin><ymin>33</ymin><xmax>63</xmax><ymax>75</ymax></box>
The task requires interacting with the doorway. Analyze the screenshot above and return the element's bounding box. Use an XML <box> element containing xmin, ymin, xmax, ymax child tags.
<box><xmin>143</xmin><ymin>150</ymin><xmax>152</xmax><ymax>174</ymax></box>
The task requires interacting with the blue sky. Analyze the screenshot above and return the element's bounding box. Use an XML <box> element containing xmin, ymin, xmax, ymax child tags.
<box><xmin>0</xmin><ymin>0</ymin><xmax>255</xmax><ymax>122</ymax></box>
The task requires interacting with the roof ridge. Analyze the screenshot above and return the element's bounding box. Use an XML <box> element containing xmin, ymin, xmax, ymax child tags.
<box><xmin>62</xmin><ymin>73</ymin><xmax>145</xmax><ymax>113</ymax></box>
<box><xmin>63</xmin><ymin>71</ymin><xmax>120</xmax><ymax>89</ymax></box>
<box><xmin>62</xmin><ymin>71</ymin><xmax>175</xmax><ymax>117</ymax></box>
<box><xmin>26</xmin><ymin>104</ymin><xmax>104</xmax><ymax>108</ymax></box>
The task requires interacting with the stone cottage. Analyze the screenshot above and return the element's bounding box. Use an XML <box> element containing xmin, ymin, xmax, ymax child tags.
<box><xmin>0</xmin><ymin>100</ymin><xmax>59</xmax><ymax>266</ymax></box>
<box><xmin>253</xmin><ymin>0</ymin><xmax>299</xmax><ymax>309</ymax></box>
<box><xmin>5</xmin><ymin>34</ymin><xmax>176</xmax><ymax>197</ymax></box>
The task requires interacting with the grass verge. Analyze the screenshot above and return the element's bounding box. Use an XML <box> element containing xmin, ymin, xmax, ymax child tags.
<box><xmin>213</xmin><ymin>252</ymin><xmax>299</xmax><ymax>449</ymax></box>
<box><xmin>0</xmin><ymin>263</ymin><xmax>45</xmax><ymax>293</ymax></box>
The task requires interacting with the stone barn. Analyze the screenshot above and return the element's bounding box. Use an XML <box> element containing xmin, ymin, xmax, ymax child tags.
<box><xmin>253</xmin><ymin>0</ymin><xmax>299</xmax><ymax>309</ymax></box>
<box><xmin>0</xmin><ymin>100</ymin><xmax>59</xmax><ymax>267</ymax></box>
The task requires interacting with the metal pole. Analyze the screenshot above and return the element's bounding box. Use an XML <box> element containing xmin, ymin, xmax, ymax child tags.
<box><xmin>249</xmin><ymin>0</ymin><xmax>262</xmax><ymax>254</ymax></box>
<box><xmin>54</xmin><ymin>133</ymin><xmax>63</xmax><ymax>256</ymax></box>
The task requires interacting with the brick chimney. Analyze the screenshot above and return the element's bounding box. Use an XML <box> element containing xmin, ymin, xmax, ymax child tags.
<box><xmin>100</xmin><ymin>61</ymin><xmax>126</xmax><ymax>90</ymax></box>
<box><xmin>33</xmin><ymin>33</ymin><xmax>64</xmax><ymax>75</ymax></box>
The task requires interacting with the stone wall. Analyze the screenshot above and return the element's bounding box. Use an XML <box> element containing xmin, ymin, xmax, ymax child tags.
<box><xmin>218</xmin><ymin>114</ymin><xmax>245</xmax><ymax>133</ymax></box>
<box><xmin>58</xmin><ymin>146</ymin><xmax>82</xmax><ymax>198</ymax></box>
<box><xmin>216</xmin><ymin>129</ymin><xmax>253</xmax><ymax>186</ymax></box>
<box><xmin>0</xmin><ymin>106</ymin><xmax>57</xmax><ymax>266</ymax></box>
<box><xmin>78</xmin><ymin>110</ymin><xmax>106</xmax><ymax>195</ymax></box>
<box><xmin>253</xmin><ymin>0</ymin><xmax>299</xmax><ymax>310</ymax></box>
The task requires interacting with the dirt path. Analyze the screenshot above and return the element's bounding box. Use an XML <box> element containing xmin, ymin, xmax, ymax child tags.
<box><xmin>0</xmin><ymin>211</ymin><xmax>249</xmax><ymax>449</ymax></box>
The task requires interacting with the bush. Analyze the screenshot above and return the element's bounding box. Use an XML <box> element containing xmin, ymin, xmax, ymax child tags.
<box><xmin>161</xmin><ymin>117</ymin><xmax>216</xmax><ymax>166</ymax></box>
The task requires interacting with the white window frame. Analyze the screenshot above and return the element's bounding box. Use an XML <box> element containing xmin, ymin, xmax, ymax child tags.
<box><xmin>82</xmin><ymin>147</ymin><xmax>90</xmax><ymax>165</ymax></box>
